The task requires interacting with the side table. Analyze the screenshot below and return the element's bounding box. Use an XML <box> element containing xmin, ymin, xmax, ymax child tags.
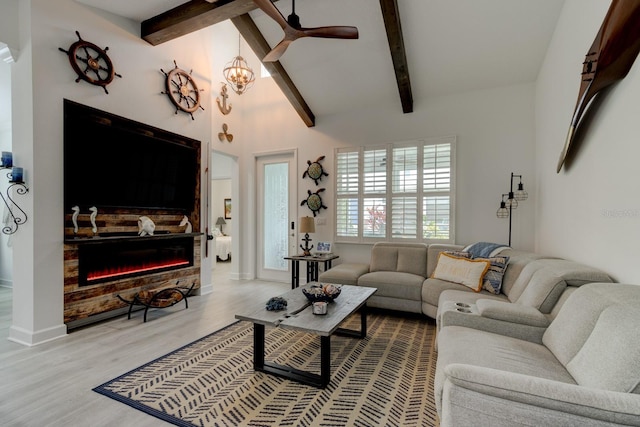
<box><xmin>284</xmin><ymin>254</ymin><xmax>339</xmax><ymax>289</ymax></box>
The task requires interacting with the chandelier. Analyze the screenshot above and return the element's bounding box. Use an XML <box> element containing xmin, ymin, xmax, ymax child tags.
<box><xmin>223</xmin><ymin>35</ymin><xmax>255</xmax><ymax>95</ymax></box>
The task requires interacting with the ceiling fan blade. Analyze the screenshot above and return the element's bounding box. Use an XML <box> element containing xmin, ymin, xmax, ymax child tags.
<box><xmin>263</xmin><ymin>38</ymin><xmax>294</xmax><ymax>62</ymax></box>
<box><xmin>302</xmin><ymin>26</ymin><xmax>359</xmax><ymax>39</ymax></box>
<box><xmin>253</xmin><ymin>0</ymin><xmax>289</xmax><ymax>30</ymax></box>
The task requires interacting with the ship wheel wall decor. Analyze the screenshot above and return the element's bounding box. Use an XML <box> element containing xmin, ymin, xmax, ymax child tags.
<box><xmin>58</xmin><ymin>31</ymin><xmax>121</xmax><ymax>94</ymax></box>
<box><xmin>161</xmin><ymin>60</ymin><xmax>205</xmax><ymax>120</ymax></box>
<box><xmin>302</xmin><ymin>155</ymin><xmax>328</xmax><ymax>185</ymax></box>
<box><xmin>301</xmin><ymin>188</ymin><xmax>327</xmax><ymax>217</ymax></box>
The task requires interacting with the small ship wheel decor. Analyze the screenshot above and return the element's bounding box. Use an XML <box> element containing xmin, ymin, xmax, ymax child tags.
<box><xmin>58</xmin><ymin>31</ymin><xmax>121</xmax><ymax>94</ymax></box>
<box><xmin>161</xmin><ymin>60</ymin><xmax>205</xmax><ymax>120</ymax></box>
<box><xmin>302</xmin><ymin>155</ymin><xmax>328</xmax><ymax>185</ymax></box>
<box><xmin>300</xmin><ymin>188</ymin><xmax>327</xmax><ymax>217</ymax></box>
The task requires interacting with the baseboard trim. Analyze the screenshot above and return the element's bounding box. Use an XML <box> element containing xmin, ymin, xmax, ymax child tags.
<box><xmin>9</xmin><ymin>323</ymin><xmax>68</xmax><ymax>346</ymax></box>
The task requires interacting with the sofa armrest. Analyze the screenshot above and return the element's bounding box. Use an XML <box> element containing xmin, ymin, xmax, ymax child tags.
<box><xmin>439</xmin><ymin>302</ymin><xmax>546</xmax><ymax>343</ymax></box>
<box><xmin>441</xmin><ymin>364</ymin><xmax>640</xmax><ymax>427</ymax></box>
<box><xmin>476</xmin><ymin>299</ymin><xmax>550</xmax><ymax>327</ymax></box>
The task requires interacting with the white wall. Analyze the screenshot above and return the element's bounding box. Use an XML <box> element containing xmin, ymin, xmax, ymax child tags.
<box><xmin>236</xmin><ymin>71</ymin><xmax>537</xmax><ymax>264</ymax></box>
<box><xmin>536</xmin><ymin>0</ymin><xmax>640</xmax><ymax>283</ymax></box>
<box><xmin>8</xmin><ymin>0</ymin><xmax>216</xmax><ymax>344</ymax></box>
<box><xmin>0</xmin><ymin>60</ymin><xmax>12</xmax><ymax>287</ymax></box>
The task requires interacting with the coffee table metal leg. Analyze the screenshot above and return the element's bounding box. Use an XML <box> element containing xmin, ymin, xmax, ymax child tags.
<box><xmin>320</xmin><ymin>335</ymin><xmax>331</xmax><ymax>387</ymax></box>
<box><xmin>336</xmin><ymin>304</ymin><xmax>368</xmax><ymax>339</ymax></box>
<box><xmin>254</xmin><ymin>323</ymin><xmax>265</xmax><ymax>370</ymax></box>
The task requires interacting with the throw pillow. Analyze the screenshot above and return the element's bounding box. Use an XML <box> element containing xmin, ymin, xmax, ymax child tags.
<box><xmin>473</xmin><ymin>255</ymin><xmax>510</xmax><ymax>294</ymax></box>
<box><xmin>431</xmin><ymin>253</ymin><xmax>491</xmax><ymax>292</ymax></box>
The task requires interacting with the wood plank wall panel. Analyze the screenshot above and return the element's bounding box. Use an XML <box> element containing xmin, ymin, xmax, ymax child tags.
<box><xmin>63</xmin><ymin>209</ymin><xmax>202</xmax><ymax>325</ymax></box>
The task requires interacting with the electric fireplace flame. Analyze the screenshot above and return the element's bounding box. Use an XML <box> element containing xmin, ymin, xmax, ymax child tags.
<box><xmin>86</xmin><ymin>259</ymin><xmax>190</xmax><ymax>282</ymax></box>
<box><xmin>78</xmin><ymin>237</ymin><xmax>194</xmax><ymax>286</ymax></box>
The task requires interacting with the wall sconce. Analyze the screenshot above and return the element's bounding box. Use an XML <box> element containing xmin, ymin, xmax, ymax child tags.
<box><xmin>0</xmin><ymin>151</ymin><xmax>29</xmax><ymax>235</ymax></box>
<box><xmin>496</xmin><ymin>172</ymin><xmax>527</xmax><ymax>246</ymax></box>
<box><xmin>223</xmin><ymin>34</ymin><xmax>255</xmax><ymax>95</ymax></box>
<box><xmin>299</xmin><ymin>216</ymin><xmax>315</xmax><ymax>256</ymax></box>
<box><xmin>216</xmin><ymin>216</ymin><xmax>227</xmax><ymax>235</ymax></box>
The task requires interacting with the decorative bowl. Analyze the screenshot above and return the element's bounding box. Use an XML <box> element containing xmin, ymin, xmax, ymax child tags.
<box><xmin>302</xmin><ymin>284</ymin><xmax>341</xmax><ymax>302</ymax></box>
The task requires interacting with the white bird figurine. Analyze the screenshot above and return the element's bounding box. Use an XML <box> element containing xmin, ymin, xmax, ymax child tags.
<box><xmin>71</xmin><ymin>206</ymin><xmax>80</xmax><ymax>235</ymax></box>
<box><xmin>89</xmin><ymin>206</ymin><xmax>98</xmax><ymax>235</ymax></box>
<box><xmin>138</xmin><ymin>216</ymin><xmax>155</xmax><ymax>236</ymax></box>
<box><xmin>179</xmin><ymin>215</ymin><xmax>192</xmax><ymax>233</ymax></box>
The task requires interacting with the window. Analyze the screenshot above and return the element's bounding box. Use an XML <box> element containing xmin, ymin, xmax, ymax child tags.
<box><xmin>335</xmin><ymin>136</ymin><xmax>455</xmax><ymax>243</ymax></box>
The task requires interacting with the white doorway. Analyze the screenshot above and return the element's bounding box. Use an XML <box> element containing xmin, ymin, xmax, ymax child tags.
<box><xmin>210</xmin><ymin>152</ymin><xmax>236</xmax><ymax>281</ymax></box>
<box><xmin>256</xmin><ymin>151</ymin><xmax>297</xmax><ymax>282</ymax></box>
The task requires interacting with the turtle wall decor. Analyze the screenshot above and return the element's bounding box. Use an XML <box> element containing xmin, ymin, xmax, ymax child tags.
<box><xmin>301</xmin><ymin>188</ymin><xmax>327</xmax><ymax>216</ymax></box>
<box><xmin>302</xmin><ymin>155</ymin><xmax>328</xmax><ymax>185</ymax></box>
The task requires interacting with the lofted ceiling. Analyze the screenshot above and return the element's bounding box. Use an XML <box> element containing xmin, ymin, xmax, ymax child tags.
<box><xmin>74</xmin><ymin>0</ymin><xmax>565</xmax><ymax>126</ymax></box>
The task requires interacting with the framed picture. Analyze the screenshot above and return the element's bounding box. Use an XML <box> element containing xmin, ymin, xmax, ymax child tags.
<box><xmin>224</xmin><ymin>198</ymin><xmax>232</xmax><ymax>219</ymax></box>
<box><xmin>315</xmin><ymin>241</ymin><xmax>332</xmax><ymax>254</ymax></box>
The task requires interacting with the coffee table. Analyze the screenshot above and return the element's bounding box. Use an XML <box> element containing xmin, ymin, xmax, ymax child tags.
<box><xmin>235</xmin><ymin>283</ymin><xmax>376</xmax><ymax>388</ymax></box>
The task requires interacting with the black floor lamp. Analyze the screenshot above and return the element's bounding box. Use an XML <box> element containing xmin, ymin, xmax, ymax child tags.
<box><xmin>496</xmin><ymin>172</ymin><xmax>528</xmax><ymax>246</ymax></box>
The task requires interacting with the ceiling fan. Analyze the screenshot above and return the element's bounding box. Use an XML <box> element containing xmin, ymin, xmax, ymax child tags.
<box><xmin>254</xmin><ymin>0</ymin><xmax>359</xmax><ymax>62</ymax></box>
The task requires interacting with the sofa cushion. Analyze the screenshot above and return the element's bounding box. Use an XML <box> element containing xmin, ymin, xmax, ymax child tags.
<box><xmin>512</xmin><ymin>268</ymin><xmax>567</xmax><ymax>313</ymax></box>
<box><xmin>318</xmin><ymin>263</ymin><xmax>370</xmax><ymax>286</ymax></box>
<box><xmin>543</xmin><ymin>284</ymin><xmax>640</xmax><ymax>369</ymax></box>
<box><xmin>538</xmin><ymin>259</ymin><xmax>612</xmax><ymax>286</ymax></box>
<box><xmin>435</xmin><ymin>326</ymin><xmax>577</xmax><ymax>414</ymax></box>
<box><xmin>396</xmin><ymin>246</ymin><xmax>429</xmax><ymax>277</ymax></box>
<box><xmin>357</xmin><ymin>271</ymin><xmax>424</xmax><ymax>301</ymax></box>
<box><xmin>424</xmin><ymin>279</ymin><xmax>504</xmax><ymax>309</ymax></box>
<box><xmin>431</xmin><ymin>253</ymin><xmax>490</xmax><ymax>292</ymax></box>
<box><xmin>498</xmin><ymin>250</ymin><xmax>552</xmax><ymax>297</ymax></box>
<box><xmin>369</xmin><ymin>246</ymin><xmax>398</xmax><ymax>272</ymax></box>
<box><xmin>566</xmin><ymin>305</ymin><xmax>640</xmax><ymax>393</ymax></box>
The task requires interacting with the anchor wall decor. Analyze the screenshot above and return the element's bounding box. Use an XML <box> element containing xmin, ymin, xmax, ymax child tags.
<box><xmin>216</xmin><ymin>84</ymin><xmax>232</xmax><ymax>115</ymax></box>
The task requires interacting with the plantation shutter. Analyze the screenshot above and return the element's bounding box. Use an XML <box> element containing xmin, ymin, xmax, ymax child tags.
<box><xmin>334</xmin><ymin>136</ymin><xmax>455</xmax><ymax>243</ymax></box>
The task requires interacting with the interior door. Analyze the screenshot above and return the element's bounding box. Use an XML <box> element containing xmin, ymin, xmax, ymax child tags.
<box><xmin>256</xmin><ymin>152</ymin><xmax>297</xmax><ymax>282</ymax></box>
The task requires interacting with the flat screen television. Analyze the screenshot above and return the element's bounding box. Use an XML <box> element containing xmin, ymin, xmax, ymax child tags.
<box><xmin>64</xmin><ymin>100</ymin><xmax>200</xmax><ymax>212</ymax></box>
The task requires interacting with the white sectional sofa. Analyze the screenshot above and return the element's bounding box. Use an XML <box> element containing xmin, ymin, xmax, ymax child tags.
<box><xmin>435</xmin><ymin>282</ymin><xmax>640</xmax><ymax>426</ymax></box>
<box><xmin>318</xmin><ymin>242</ymin><xmax>611</xmax><ymax>321</ymax></box>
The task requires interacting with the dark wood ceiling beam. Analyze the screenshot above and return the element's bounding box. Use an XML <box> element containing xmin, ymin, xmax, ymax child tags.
<box><xmin>141</xmin><ymin>0</ymin><xmax>264</xmax><ymax>46</ymax></box>
<box><xmin>380</xmin><ymin>0</ymin><xmax>413</xmax><ymax>113</ymax></box>
<box><xmin>231</xmin><ymin>14</ymin><xmax>315</xmax><ymax>127</ymax></box>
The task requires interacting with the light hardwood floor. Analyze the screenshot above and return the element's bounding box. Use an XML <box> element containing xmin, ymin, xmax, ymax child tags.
<box><xmin>0</xmin><ymin>262</ymin><xmax>289</xmax><ymax>426</ymax></box>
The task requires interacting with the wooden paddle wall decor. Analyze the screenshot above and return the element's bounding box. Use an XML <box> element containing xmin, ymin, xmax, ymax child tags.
<box><xmin>557</xmin><ymin>0</ymin><xmax>640</xmax><ymax>173</ymax></box>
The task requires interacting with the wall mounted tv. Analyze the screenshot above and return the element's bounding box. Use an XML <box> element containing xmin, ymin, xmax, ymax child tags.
<box><xmin>64</xmin><ymin>99</ymin><xmax>200</xmax><ymax>212</ymax></box>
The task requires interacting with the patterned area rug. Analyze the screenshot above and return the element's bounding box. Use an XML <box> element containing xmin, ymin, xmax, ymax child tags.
<box><xmin>93</xmin><ymin>312</ymin><xmax>438</xmax><ymax>426</ymax></box>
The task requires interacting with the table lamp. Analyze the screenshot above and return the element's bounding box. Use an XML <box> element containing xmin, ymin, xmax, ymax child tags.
<box><xmin>216</xmin><ymin>216</ymin><xmax>227</xmax><ymax>235</ymax></box>
<box><xmin>299</xmin><ymin>216</ymin><xmax>315</xmax><ymax>256</ymax></box>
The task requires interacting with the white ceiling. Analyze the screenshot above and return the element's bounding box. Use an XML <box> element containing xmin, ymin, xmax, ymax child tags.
<box><xmin>26</xmin><ymin>0</ymin><xmax>566</xmax><ymax>119</ymax></box>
